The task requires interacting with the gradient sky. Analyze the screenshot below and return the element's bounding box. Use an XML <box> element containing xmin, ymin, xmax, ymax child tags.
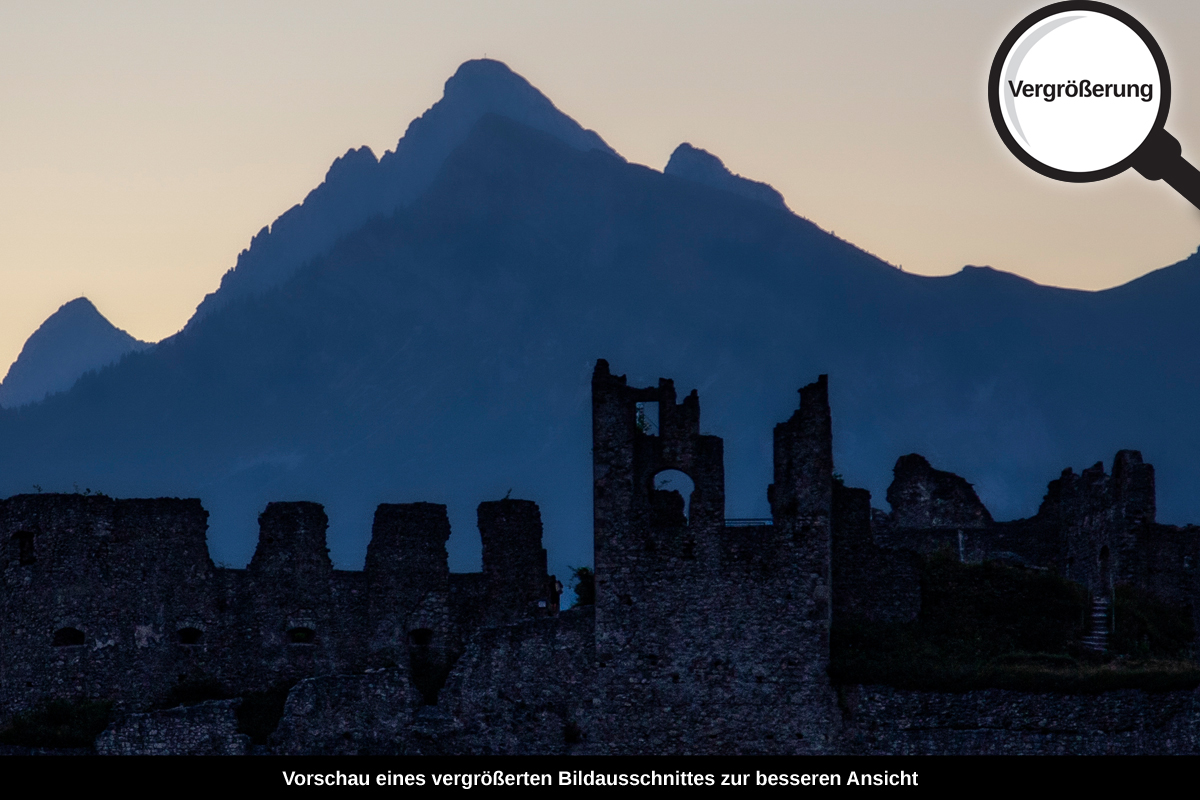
<box><xmin>2</xmin><ymin>1</ymin><xmax>1199</xmax><ymax>375</ymax></box>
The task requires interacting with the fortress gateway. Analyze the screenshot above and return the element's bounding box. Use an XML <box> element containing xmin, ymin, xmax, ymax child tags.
<box><xmin>2</xmin><ymin>360</ymin><xmax>1199</xmax><ymax>754</ymax></box>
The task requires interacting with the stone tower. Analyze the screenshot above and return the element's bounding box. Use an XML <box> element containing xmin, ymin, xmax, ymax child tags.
<box><xmin>590</xmin><ymin>360</ymin><xmax>839</xmax><ymax>753</ymax></box>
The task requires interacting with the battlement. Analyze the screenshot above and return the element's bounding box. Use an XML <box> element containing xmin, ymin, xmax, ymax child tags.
<box><xmin>478</xmin><ymin>498</ymin><xmax>559</xmax><ymax>626</ymax></box>
<box><xmin>0</xmin><ymin>493</ymin><xmax>560</xmax><ymax>718</ymax></box>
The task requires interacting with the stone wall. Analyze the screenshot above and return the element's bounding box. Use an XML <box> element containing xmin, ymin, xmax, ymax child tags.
<box><xmin>840</xmin><ymin>685</ymin><xmax>1200</xmax><ymax>755</ymax></box>
<box><xmin>5</xmin><ymin>359</ymin><xmax>1200</xmax><ymax>755</ymax></box>
<box><xmin>872</xmin><ymin>450</ymin><xmax>1198</xmax><ymax>612</ymax></box>
<box><xmin>271</xmin><ymin>669</ymin><xmax>415</xmax><ymax>755</ymax></box>
<box><xmin>832</xmin><ymin>484</ymin><xmax>919</xmax><ymax>624</ymax></box>
<box><xmin>477</xmin><ymin>499</ymin><xmax>561</xmax><ymax>627</ymax></box>
<box><xmin>590</xmin><ymin>361</ymin><xmax>840</xmax><ymax>754</ymax></box>
<box><xmin>0</xmin><ymin>496</ymin><xmax>217</xmax><ymax>716</ymax></box>
<box><xmin>0</xmin><ymin>493</ymin><xmax>560</xmax><ymax>724</ymax></box>
<box><xmin>95</xmin><ymin>699</ymin><xmax>250</xmax><ymax>755</ymax></box>
<box><xmin>440</xmin><ymin>606</ymin><xmax>595</xmax><ymax>755</ymax></box>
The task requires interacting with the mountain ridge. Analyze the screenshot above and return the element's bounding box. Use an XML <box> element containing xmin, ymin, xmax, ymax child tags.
<box><xmin>184</xmin><ymin>58</ymin><xmax>619</xmax><ymax>329</ymax></box>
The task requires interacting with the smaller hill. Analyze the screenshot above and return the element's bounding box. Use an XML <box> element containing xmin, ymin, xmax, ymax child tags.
<box><xmin>0</xmin><ymin>298</ymin><xmax>150</xmax><ymax>409</ymax></box>
<box><xmin>664</xmin><ymin>142</ymin><xmax>788</xmax><ymax>210</ymax></box>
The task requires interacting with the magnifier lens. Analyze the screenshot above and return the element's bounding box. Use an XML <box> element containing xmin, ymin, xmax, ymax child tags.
<box><xmin>994</xmin><ymin>8</ymin><xmax>1166</xmax><ymax>178</ymax></box>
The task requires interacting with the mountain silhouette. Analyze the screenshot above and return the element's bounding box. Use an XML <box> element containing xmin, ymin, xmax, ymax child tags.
<box><xmin>664</xmin><ymin>143</ymin><xmax>788</xmax><ymax>210</ymax></box>
<box><xmin>185</xmin><ymin>59</ymin><xmax>617</xmax><ymax>328</ymax></box>
<box><xmin>2</xmin><ymin>63</ymin><xmax>1200</xmax><ymax>586</ymax></box>
<box><xmin>0</xmin><ymin>298</ymin><xmax>149</xmax><ymax>409</ymax></box>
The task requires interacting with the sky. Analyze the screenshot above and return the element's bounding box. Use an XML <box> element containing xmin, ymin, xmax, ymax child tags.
<box><xmin>2</xmin><ymin>1</ymin><xmax>1200</xmax><ymax>375</ymax></box>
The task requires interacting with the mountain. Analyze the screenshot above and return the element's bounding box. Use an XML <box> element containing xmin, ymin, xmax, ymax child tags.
<box><xmin>664</xmin><ymin>143</ymin><xmax>788</xmax><ymax>210</ymax></box>
<box><xmin>185</xmin><ymin>59</ymin><xmax>618</xmax><ymax>327</ymax></box>
<box><xmin>0</xmin><ymin>298</ymin><xmax>150</xmax><ymax>409</ymax></box>
<box><xmin>3</xmin><ymin>63</ymin><xmax>1200</xmax><ymax>587</ymax></box>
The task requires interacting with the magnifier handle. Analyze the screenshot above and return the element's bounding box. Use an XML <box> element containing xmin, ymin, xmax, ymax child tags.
<box><xmin>1132</xmin><ymin>128</ymin><xmax>1200</xmax><ymax>211</ymax></box>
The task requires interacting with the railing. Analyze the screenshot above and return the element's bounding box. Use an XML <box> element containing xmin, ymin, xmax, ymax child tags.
<box><xmin>724</xmin><ymin>518</ymin><xmax>773</xmax><ymax>527</ymax></box>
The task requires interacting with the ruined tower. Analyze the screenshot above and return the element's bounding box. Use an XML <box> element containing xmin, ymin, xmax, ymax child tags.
<box><xmin>590</xmin><ymin>360</ymin><xmax>839</xmax><ymax>753</ymax></box>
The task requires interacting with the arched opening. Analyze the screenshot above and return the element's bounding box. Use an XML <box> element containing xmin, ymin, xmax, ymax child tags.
<box><xmin>408</xmin><ymin>628</ymin><xmax>434</xmax><ymax>646</ymax></box>
<box><xmin>652</xmin><ymin>469</ymin><xmax>695</xmax><ymax>526</ymax></box>
<box><xmin>52</xmin><ymin>627</ymin><xmax>85</xmax><ymax>647</ymax></box>
<box><xmin>177</xmin><ymin>627</ymin><xmax>203</xmax><ymax>645</ymax></box>
<box><xmin>287</xmin><ymin>627</ymin><xmax>315</xmax><ymax>645</ymax></box>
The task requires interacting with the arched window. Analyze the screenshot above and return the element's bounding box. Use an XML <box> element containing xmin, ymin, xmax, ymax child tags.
<box><xmin>651</xmin><ymin>469</ymin><xmax>695</xmax><ymax>525</ymax></box>
<box><xmin>52</xmin><ymin>627</ymin><xmax>85</xmax><ymax>647</ymax></box>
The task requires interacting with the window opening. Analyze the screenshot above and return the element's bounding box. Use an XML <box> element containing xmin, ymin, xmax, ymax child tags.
<box><xmin>15</xmin><ymin>530</ymin><xmax>35</xmax><ymax>565</ymax></box>
<box><xmin>652</xmin><ymin>469</ymin><xmax>695</xmax><ymax>525</ymax></box>
<box><xmin>52</xmin><ymin>627</ymin><xmax>85</xmax><ymax>647</ymax></box>
<box><xmin>287</xmin><ymin>627</ymin><xmax>316</xmax><ymax>645</ymax></box>
<box><xmin>177</xmin><ymin>627</ymin><xmax>203</xmax><ymax>645</ymax></box>
<box><xmin>635</xmin><ymin>402</ymin><xmax>659</xmax><ymax>434</ymax></box>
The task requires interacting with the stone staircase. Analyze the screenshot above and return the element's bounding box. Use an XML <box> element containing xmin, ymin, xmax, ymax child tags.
<box><xmin>1082</xmin><ymin>596</ymin><xmax>1111</xmax><ymax>652</ymax></box>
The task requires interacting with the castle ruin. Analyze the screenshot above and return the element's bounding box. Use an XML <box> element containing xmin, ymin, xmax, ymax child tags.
<box><xmin>2</xmin><ymin>359</ymin><xmax>1199</xmax><ymax>754</ymax></box>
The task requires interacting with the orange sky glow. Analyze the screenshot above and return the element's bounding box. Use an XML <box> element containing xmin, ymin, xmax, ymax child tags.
<box><xmin>2</xmin><ymin>1</ymin><xmax>1198</xmax><ymax>374</ymax></box>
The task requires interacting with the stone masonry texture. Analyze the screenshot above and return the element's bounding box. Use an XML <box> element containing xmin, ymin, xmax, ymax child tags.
<box><xmin>2</xmin><ymin>359</ymin><xmax>1199</xmax><ymax>753</ymax></box>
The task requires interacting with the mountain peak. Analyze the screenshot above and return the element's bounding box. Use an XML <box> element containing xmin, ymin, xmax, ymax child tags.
<box><xmin>186</xmin><ymin>59</ymin><xmax>619</xmax><ymax>328</ymax></box>
<box><xmin>443</xmin><ymin>58</ymin><xmax>546</xmax><ymax>101</ymax></box>
<box><xmin>53</xmin><ymin>296</ymin><xmax>100</xmax><ymax>318</ymax></box>
<box><xmin>664</xmin><ymin>143</ymin><xmax>788</xmax><ymax>211</ymax></box>
<box><xmin>390</xmin><ymin>58</ymin><xmax>619</xmax><ymax>165</ymax></box>
<box><xmin>0</xmin><ymin>297</ymin><xmax>150</xmax><ymax>409</ymax></box>
<box><xmin>448</xmin><ymin>57</ymin><xmax>520</xmax><ymax>80</ymax></box>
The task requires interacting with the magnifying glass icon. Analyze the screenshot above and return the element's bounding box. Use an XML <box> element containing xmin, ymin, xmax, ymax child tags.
<box><xmin>989</xmin><ymin>1</ymin><xmax>1200</xmax><ymax>209</ymax></box>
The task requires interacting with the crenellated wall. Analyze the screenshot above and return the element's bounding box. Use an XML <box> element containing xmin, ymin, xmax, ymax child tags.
<box><xmin>2</xmin><ymin>358</ymin><xmax>1199</xmax><ymax>754</ymax></box>
<box><xmin>0</xmin><ymin>496</ymin><xmax>216</xmax><ymax>715</ymax></box>
<box><xmin>477</xmin><ymin>499</ymin><xmax>560</xmax><ymax>627</ymax></box>
<box><xmin>0</xmin><ymin>494</ymin><xmax>560</xmax><ymax>721</ymax></box>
